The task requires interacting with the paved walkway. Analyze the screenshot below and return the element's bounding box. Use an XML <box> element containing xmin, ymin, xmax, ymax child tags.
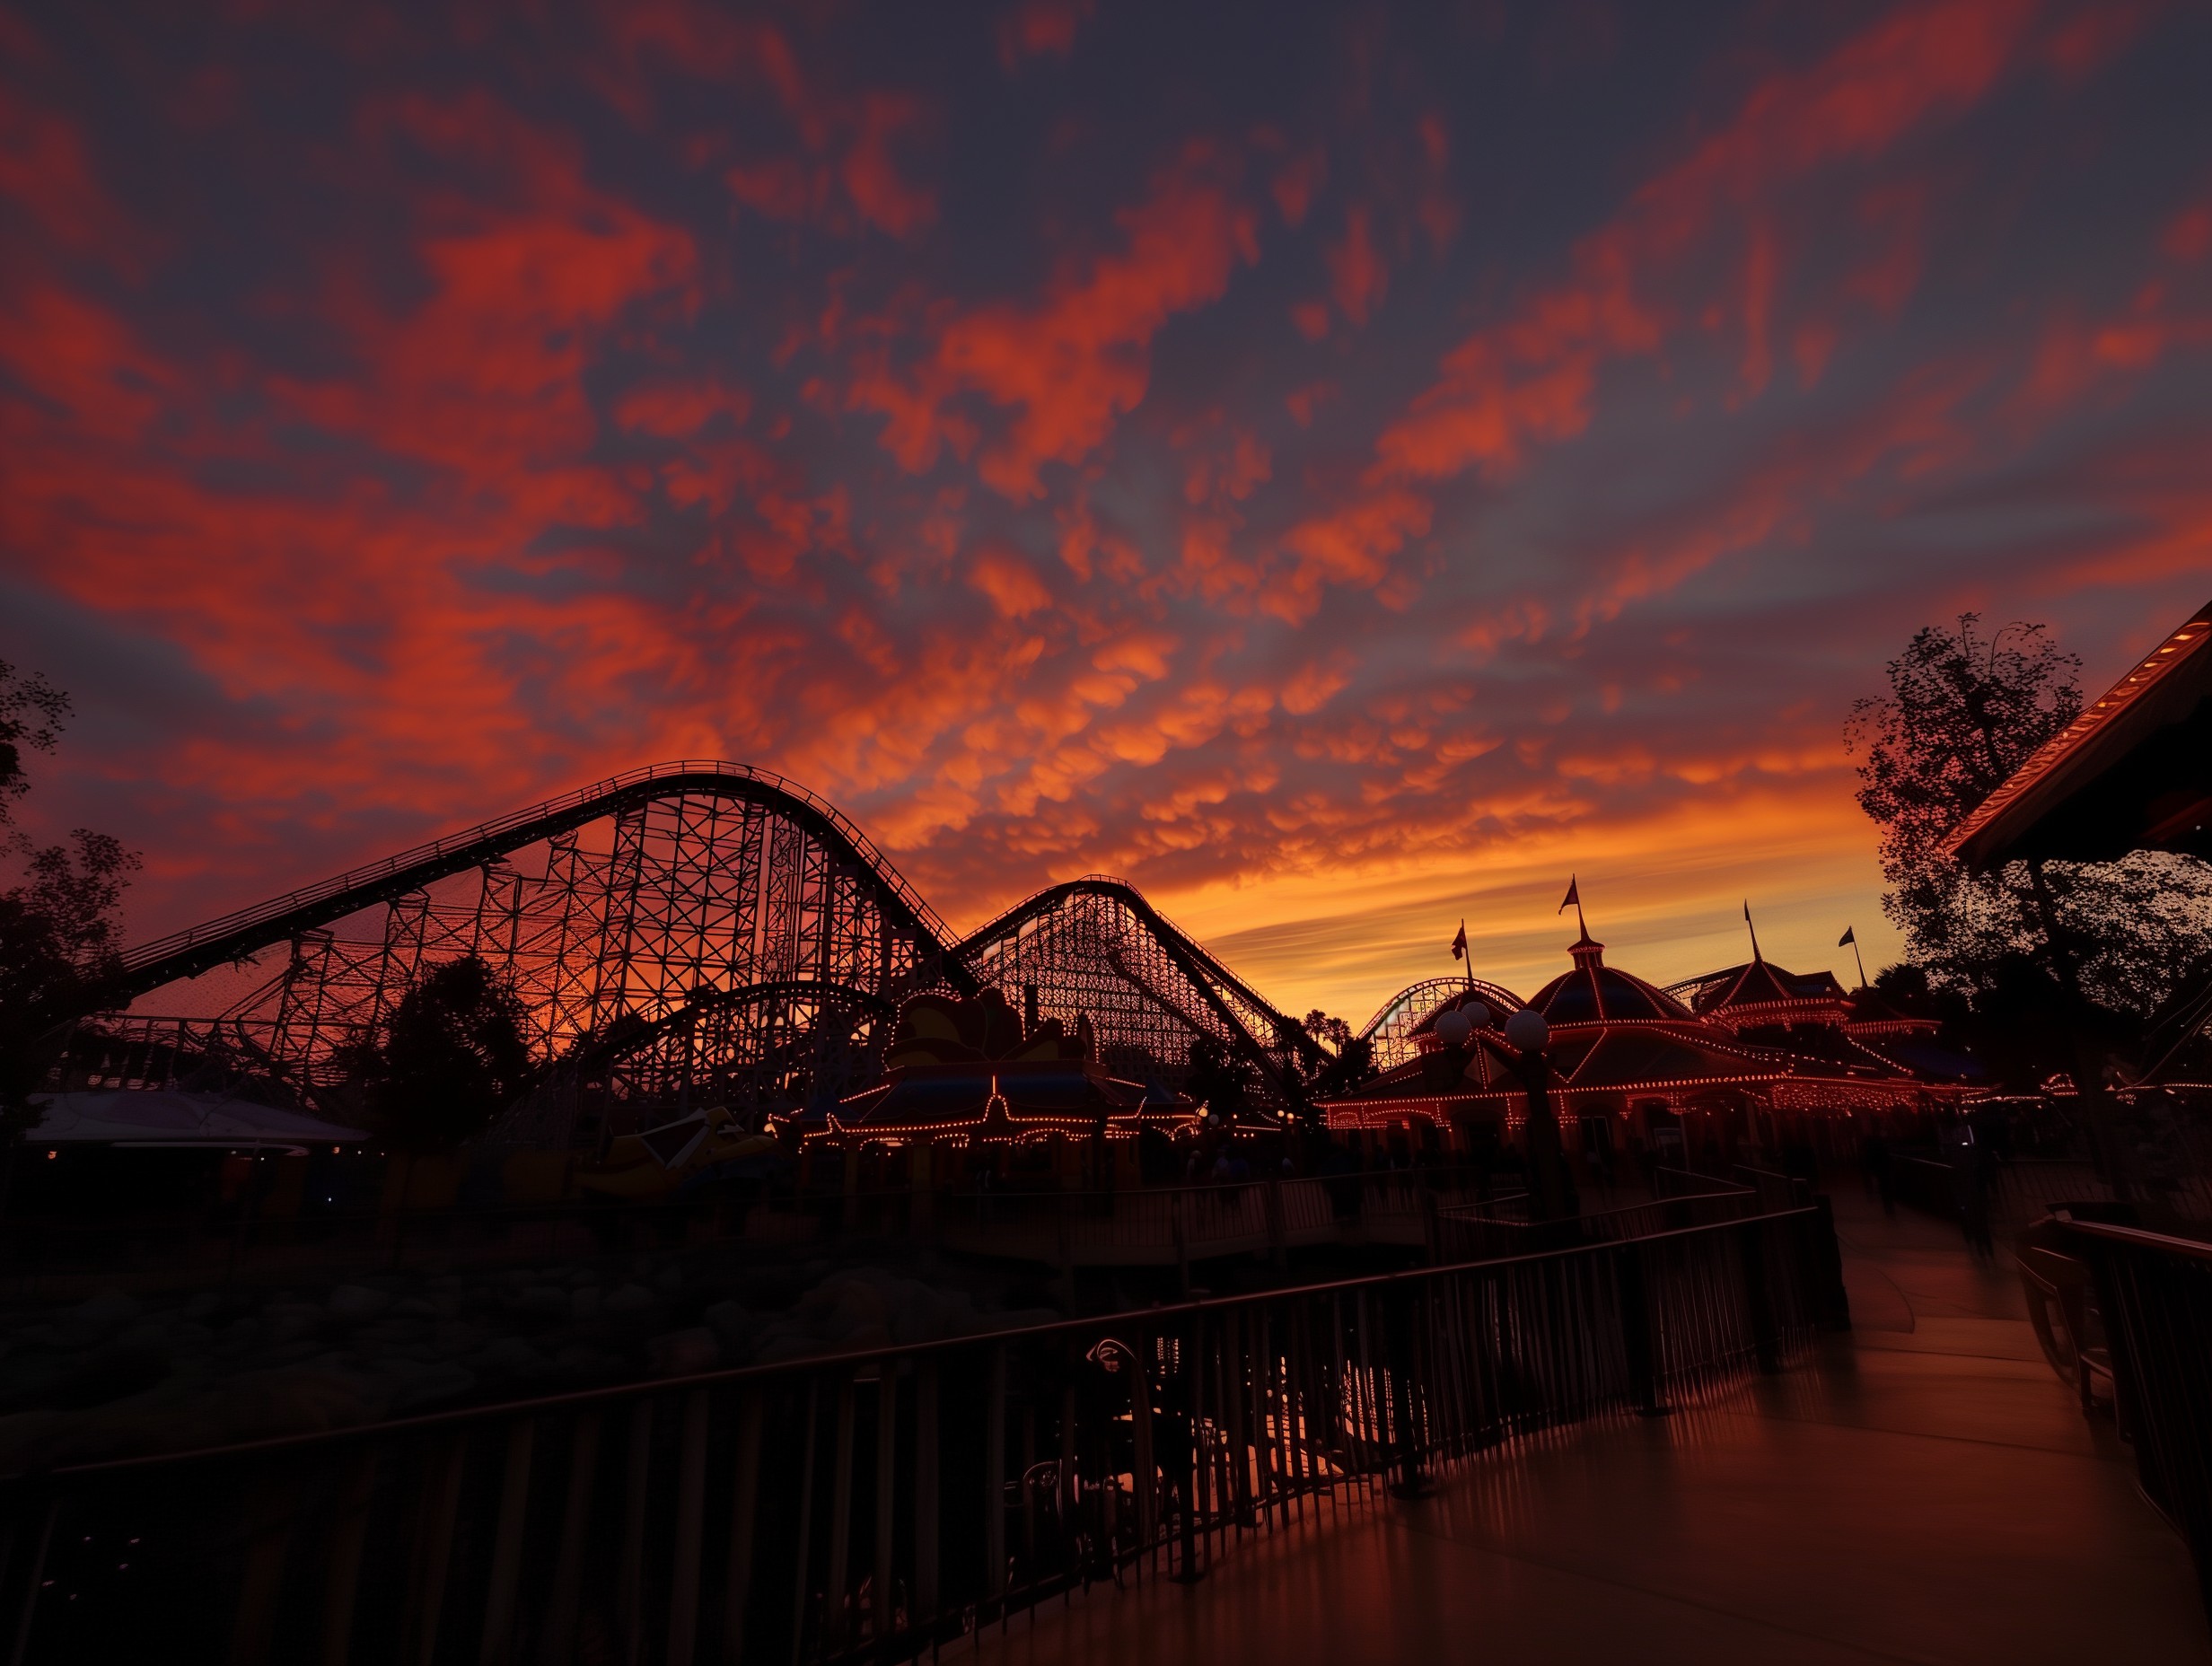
<box><xmin>970</xmin><ymin>1192</ymin><xmax>2208</xmax><ymax>1665</ymax></box>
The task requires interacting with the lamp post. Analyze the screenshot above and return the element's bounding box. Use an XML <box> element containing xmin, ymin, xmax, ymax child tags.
<box><xmin>1504</xmin><ymin>1008</ymin><xmax>1577</xmax><ymax>1222</ymax></box>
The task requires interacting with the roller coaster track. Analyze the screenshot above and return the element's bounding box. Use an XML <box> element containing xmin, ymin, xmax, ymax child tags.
<box><xmin>493</xmin><ymin>979</ymin><xmax>898</xmax><ymax>1146</ymax></box>
<box><xmin>117</xmin><ymin>762</ymin><xmax>959</xmax><ymax>1001</ymax></box>
<box><xmin>93</xmin><ymin>779</ymin><xmax>1329</xmax><ymax>1133</ymax></box>
<box><xmin>952</xmin><ymin>875</ymin><xmax>1322</xmax><ymax>1092</ymax></box>
<box><xmin>1357</xmin><ymin>974</ymin><xmax>1525</xmax><ymax>1073</ymax></box>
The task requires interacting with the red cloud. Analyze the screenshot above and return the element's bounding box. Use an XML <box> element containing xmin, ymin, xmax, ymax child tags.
<box><xmin>850</xmin><ymin>146</ymin><xmax>1260</xmax><ymax>498</ymax></box>
<box><xmin>1326</xmin><ymin>205</ymin><xmax>1388</xmax><ymax>328</ymax></box>
<box><xmin>5</xmin><ymin>0</ymin><xmax>2207</xmax><ymax>1018</ymax></box>
<box><xmin>997</xmin><ymin>0</ymin><xmax>1094</xmax><ymax>71</ymax></box>
<box><xmin>605</xmin><ymin>4</ymin><xmax>936</xmax><ymax>238</ymax></box>
<box><xmin>1251</xmin><ymin>0</ymin><xmax>2047</xmax><ymax>630</ymax></box>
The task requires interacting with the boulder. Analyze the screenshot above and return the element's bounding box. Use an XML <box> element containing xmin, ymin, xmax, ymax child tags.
<box><xmin>328</xmin><ymin>1285</ymin><xmax>392</xmax><ymax>1324</ymax></box>
<box><xmin>646</xmin><ymin>1328</ymin><xmax>720</xmax><ymax>1378</ymax></box>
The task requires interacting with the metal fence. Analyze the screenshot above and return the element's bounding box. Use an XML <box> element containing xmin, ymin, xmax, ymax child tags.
<box><xmin>2056</xmin><ymin>1215</ymin><xmax>2212</xmax><ymax>1627</ymax></box>
<box><xmin>0</xmin><ymin>1207</ymin><xmax>1843</xmax><ymax>1664</ymax></box>
<box><xmin>1431</xmin><ymin>1179</ymin><xmax>1758</xmax><ymax>1261</ymax></box>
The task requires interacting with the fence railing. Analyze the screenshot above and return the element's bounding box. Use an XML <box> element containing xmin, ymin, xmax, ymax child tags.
<box><xmin>2055</xmin><ymin>1214</ymin><xmax>2212</xmax><ymax>1627</ymax></box>
<box><xmin>0</xmin><ymin>1207</ymin><xmax>1844</xmax><ymax>1664</ymax></box>
<box><xmin>1432</xmin><ymin>1178</ymin><xmax>1758</xmax><ymax>1261</ymax></box>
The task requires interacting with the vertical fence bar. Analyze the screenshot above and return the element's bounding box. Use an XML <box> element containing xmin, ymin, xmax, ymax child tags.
<box><xmin>1128</xmin><ymin>1336</ymin><xmax>1156</xmax><ymax>1555</ymax></box>
<box><xmin>539</xmin><ymin>1413</ymin><xmax>601</xmax><ymax>1666</ymax></box>
<box><xmin>873</xmin><ymin>1372</ymin><xmax>896</xmax><ymax>1642</ymax></box>
<box><xmin>320</xmin><ymin>1451</ymin><xmax>378</xmax><ymax>1666</ymax></box>
<box><xmin>723</xmin><ymin>1391</ymin><xmax>763</xmax><ymax>1664</ymax></box>
<box><xmin>229</xmin><ymin>1469</ymin><xmax>295</xmax><ymax>1666</ymax></box>
<box><xmin>984</xmin><ymin>1346</ymin><xmax>1007</xmax><ymax>1609</ymax></box>
<box><xmin>786</xmin><ymin>1385</ymin><xmax>820</xmax><ymax>1666</ymax></box>
<box><xmin>404</xmin><ymin>1434</ymin><xmax>470</xmax><ymax>1666</ymax></box>
<box><xmin>6</xmin><ymin>1497</ymin><xmax>55</xmax><ymax>1666</ymax></box>
<box><xmin>665</xmin><ymin>1390</ymin><xmax>710</xmax><ymax>1666</ymax></box>
<box><xmin>478</xmin><ymin>1418</ymin><xmax>536</xmax><ymax>1666</ymax></box>
<box><xmin>911</xmin><ymin>1363</ymin><xmax>939</xmax><ymax>1627</ymax></box>
<box><xmin>619</xmin><ymin>1399</ymin><xmax>654</xmax><ymax>1666</ymax></box>
<box><xmin>824</xmin><ymin>1378</ymin><xmax>856</xmax><ymax>1650</ymax></box>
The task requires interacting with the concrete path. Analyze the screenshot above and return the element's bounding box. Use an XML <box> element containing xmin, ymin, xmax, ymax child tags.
<box><xmin>969</xmin><ymin>1191</ymin><xmax>2208</xmax><ymax>1665</ymax></box>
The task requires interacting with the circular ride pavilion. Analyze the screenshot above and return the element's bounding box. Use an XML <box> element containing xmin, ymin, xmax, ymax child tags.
<box><xmin>1323</xmin><ymin>925</ymin><xmax>1976</xmax><ymax>1171</ymax></box>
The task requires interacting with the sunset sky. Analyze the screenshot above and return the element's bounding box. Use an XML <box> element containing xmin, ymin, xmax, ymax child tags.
<box><xmin>3</xmin><ymin>0</ymin><xmax>2208</xmax><ymax>1027</ymax></box>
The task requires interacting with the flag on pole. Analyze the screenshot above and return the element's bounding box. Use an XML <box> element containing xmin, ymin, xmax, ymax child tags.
<box><xmin>1558</xmin><ymin>877</ymin><xmax>1579</xmax><ymax>915</ymax></box>
<box><xmin>1451</xmin><ymin>920</ymin><xmax>1468</xmax><ymax>961</ymax></box>
<box><xmin>1838</xmin><ymin>925</ymin><xmax>1856</xmax><ymax>947</ymax></box>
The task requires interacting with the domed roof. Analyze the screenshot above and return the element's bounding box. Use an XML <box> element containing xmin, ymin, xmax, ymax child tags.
<box><xmin>1527</xmin><ymin>933</ymin><xmax>1696</xmax><ymax>1026</ymax></box>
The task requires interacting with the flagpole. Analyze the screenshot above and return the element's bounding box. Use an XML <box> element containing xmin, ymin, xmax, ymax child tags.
<box><xmin>1851</xmin><ymin>935</ymin><xmax>1868</xmax><ymax>989</ymax></box>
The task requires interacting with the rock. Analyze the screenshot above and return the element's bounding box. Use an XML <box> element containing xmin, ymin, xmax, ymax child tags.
<box><xmin>515</xmin><ymin>1285</ymin><xmax>569</xmax><ymax>1322</ymax></box>
<box><xmin>701</xmin><ymin>1301</ymin><xmax>751</xmax><ymax>1347</ymax></box>
<box><xmin>216</xmin><ymin>1317</ymin><xmax>264</xmax><ymax>1354</ymax></box>
<box><xmin>652</xmin><ymin>1265</ymin><xmax>684</xmax><ymax>1293</ymax></box>
<box><xmin>470</xmin><ymin>1337</ymin><xmax>549</xmax><ymax>1382</ymax></box>
<box><xmin>429</xmin><ymin>1321</ymin><xmax>484</xmax><ymax>1358</ymax></box>
<box><xmin>647</xmin><ymin>1328</ymin><xmax>720</xmax><ymax>1378</ymax></box>
<box><xmin>328</xmin><ymin>1285</ymin><xmax>392</xmax><ymax>1323</ymax></box>
<box><xmin>550</xmin><ymin>1344</ymin><xmax>623</xmax><ymax>1385</ymax></box>
<box><xmin>265</xmin><ymin>1302</ymin><xmax>326</xmax><ymax>1343</ymax></box>
<box><xmin>390</xmin><ymin>1296</ymin><xmax>439</xmax><ymax>1319</ymax></box>
<box><xmin>750</xmin><ymin>1325</ymin><xmax>827</xmax><ymax>1365</ymax></box>
<box><xmin>365</xmin><ymin>1358</ymin><xmax>475</xmax><ymax>1414</ymax></box>
<box><xmin>603</xmin><ymin>1285</ymin><xmax>656</xmax><ymax>1315</ymax></box>
<box><xmin>812</xmin><ymin>1276</ymin><xmax>891</xmax><ymax>1340</ymax></box>
<box><xmin>61</xmin><ymin>1292</ymin><xmax>141</xmax><ymax>1345</ymax></box>
<box><xmin>570</xmin><ymin>1286</ymin><xmax>601</xmax><ymax>1323</ymax></box>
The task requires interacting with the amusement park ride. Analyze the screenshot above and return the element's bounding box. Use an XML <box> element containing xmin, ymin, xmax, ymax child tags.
<box><xmin>51</xmin><ymin>756</ymin><xmax>1986</xmax><ymax>1169</ymax></box>
<box><xmin>54</xmin><ymin>762</ymin><xmax>1325</xmax><ymax>1147</ymax></box>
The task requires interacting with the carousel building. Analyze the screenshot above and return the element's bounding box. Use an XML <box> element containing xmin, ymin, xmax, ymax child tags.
<box><xmin>1325</xmin><ymin>925</ymin><xmax>1966</xmax><ymax>1166</ymax></box>
<box><xmin>1671</xmin><ymin>953</ymin><xmax>1986</xmax><ymax>1087</ymax></box>
<box><xmin>789</xmin><ymin>989</ymin><xmax>1198</xmax><ymax>1157</ymax></box>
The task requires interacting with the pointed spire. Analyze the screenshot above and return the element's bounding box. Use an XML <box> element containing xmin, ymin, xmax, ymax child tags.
<box><xmin>1743</xmin><ymin>899</ymin><xmax>1762</xmax><ymax>963</ymax></box>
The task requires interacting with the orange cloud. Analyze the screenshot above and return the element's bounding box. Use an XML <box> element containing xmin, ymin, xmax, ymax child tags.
<box><xmin>850</xmin><ymin>145</ymin><xmax>1260</xmax><ymax>498</ymax></box>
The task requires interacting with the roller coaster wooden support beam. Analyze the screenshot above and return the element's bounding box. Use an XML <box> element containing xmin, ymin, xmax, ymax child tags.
<box><xmin>114</xmin><ymin>762</ymin><xmax>968</xmax><ymax>1001</ymax></box>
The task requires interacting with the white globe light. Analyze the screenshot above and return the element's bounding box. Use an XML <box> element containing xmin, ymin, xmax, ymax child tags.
<box><xmin>1504</xmin><ymin>1008</ymin><xmax>1549</xmax><ymax>1053</ymax></box>
<box><xmin>1434</xmin><ymin>1009</ymin><xmax>1472</xmax><ymax>1048</ymax></box>
<box><xmin>1462</xmin><ymin>1000</ymin><xmax>1491</xmax><ymax>1030</ymax></box>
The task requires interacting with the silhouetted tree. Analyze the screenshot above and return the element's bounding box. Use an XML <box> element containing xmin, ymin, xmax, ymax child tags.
<box><xmin>1313</xmin><ymin>1034</ymin><xmax>1379</xmax><ymax>1097</ymax></box>
<box><xmin>1184</xmin><ymin>1035</ymin><xmax>1257</xmax><ymax>1126</ymax></box>
<box><xmin>1847</xmin><ymin>615</ymin><xmax>2212</xmax><ymax>1019</ymax></box>
<box><xmin>0</xmin><ymin>666</ymin><xmax>141</xmax><ymax>1214</ymax></box>
<box><xmin>347</xmin><ymin>955</ymin><xmax>534</xmax><ymax>1152</ymax></box>
<box><xmin>1303</xmin><ymin>1009</ymin><xmax>1354</xmax><ymax>1050</ymax></box>
<box><xmin>0</xmin><ymin>662</ymin><xmax>68</xmax><ymax>826</ymax></box>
